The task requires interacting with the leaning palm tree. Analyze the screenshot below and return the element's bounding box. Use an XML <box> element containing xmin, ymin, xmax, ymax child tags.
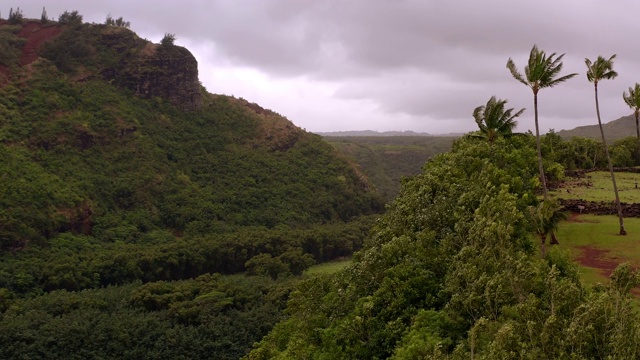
<box><xmin>507</xmin><ymin>45</ymin><xmax>577</xmax><ymax>199</ymax></box>
<box><xmin>586</xmin><ymin>54</ymin><xmax>626</xmax><ymax>235</ymax></box>
<box><xmin>471</xmin><ymin>96</ymin><xmax>525</xmax><ymax>146</ymax></box>
<box><xmin>622</xmin><ymin>83</ymin><xmax>640</xmax><ymax>142</ymax></box>
<box><xmin>529</xmin><ymin>200</ymin><xmax>568</xmax><ymax>256</ymax></box>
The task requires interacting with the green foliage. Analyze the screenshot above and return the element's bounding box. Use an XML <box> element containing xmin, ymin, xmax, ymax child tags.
<box><xmin>7</xmin><ymin>7</ymin><xmax>24</xmax><ymax>25</ymax></box>
<box><xmin>250</xmin><ymin>135</ymin><xmax>640</xmax><ymax>358</ymax></box>
<box><xmin>40</xmin><ymin>7</ymin><xmax>48</xmax><ymax>24</ymax></box>
<box><xmin>58</xmin><ymin>10</ymin><xmax>83</xmax><ymax>26</ymax></box>
<box><xmin>105</xmin><ymin>14</ymin><xmax>130</xmax><ymax>28</ymax></box>
<box><xmin>471</xmin><ymin>95</ymin><xmax>524</xmax><ymax>146</ymax></box>
<box><xmin>249</xmin><ymin>137</ymin><xmax>543</xmax><ymax>358</ymax></box>
<box><xmin>611</xmin><ymin>136</ymin><xmax>640</xmax><ymax>166</ymax></box>
<box><xmin>161</xmin><ymin>33</ymin><xmax>176</xmax><ymax>46</ymax></box>
<box><xmin>0</xmin><ymin>274</ymin><xmax>292</xmax><ymax>359</ymax></box>
<box><xmin>0</xmin><ymin>25</ymin><xmax>26</xmax><ymax>67</ymax></box>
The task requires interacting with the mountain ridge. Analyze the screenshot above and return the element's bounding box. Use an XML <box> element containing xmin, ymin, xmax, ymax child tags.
<box><xmin>557</xmin><ymin>114</ymin><xmax>637</xmax><ymax>140</ymax></box>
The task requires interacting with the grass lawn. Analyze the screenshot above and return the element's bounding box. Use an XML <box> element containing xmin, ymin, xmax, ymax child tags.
<box><xmin>304</xmin><ymin>258</ymin><xmax>351</xmax><ymax>276</ymax></box>
<box><xmin>551</xmin><ymin>171</ymin><xmax>640</xmax><ymax>203</ymax></box>
<box><xmin>554</xmin><ymin>214</ymin><xmax>640</xmax><ymax>285</ymax></box>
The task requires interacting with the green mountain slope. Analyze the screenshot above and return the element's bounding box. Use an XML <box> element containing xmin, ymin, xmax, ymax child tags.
<box><xmin>0</xmin><ymin>14</ymin><xmax>384</xmax><ymax>358</ymax></box>
<box><xmin>0</xmin><ymin>17</ymin><xmax>383</xmax><ymax>287</ymax></box>
<box><xmin>324</xmin><ymin>136</ymin><xmax>456</xmax><ymax>201</ymax></box>
<box><xmin>557</xmin><ymin>114</ymin><xmax>637</xmax><ymax>141</ymax></box>
<box><xmin>0</xmin><ymin>19</ymin><xmax>382</xmax><ymax>249</ymax></box>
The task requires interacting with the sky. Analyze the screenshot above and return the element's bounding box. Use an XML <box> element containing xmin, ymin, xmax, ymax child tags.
<box><xmin>10</xmin><ymin>1</ymin><xmax>640</xmax><ymax>134</ymax></box>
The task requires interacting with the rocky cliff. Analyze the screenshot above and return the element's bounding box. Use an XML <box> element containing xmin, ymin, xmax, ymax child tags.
<box><xmin>114</xmin><ymin>42</ymin><xmax>203</xmax><ymax>112</ymax></box>
<box><xmin>0</xmin><ymin>20</ymin><xmax>202</xmax><ymax>111</ymax></box>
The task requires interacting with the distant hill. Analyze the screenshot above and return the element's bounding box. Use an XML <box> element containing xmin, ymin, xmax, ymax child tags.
<box><xmin>557</xmin><ymin>114</ymin><xmax>637</xmax><ymax>141</ymax></box>
<box><xmin>316</xmin><ymin>130</ymin><xmax>432</xmax><ymax>137</ymax></box>
<box><xmin>324</xmin><ymin>135</ymin><xmax>457</xmax><ymax>201</ymax></box>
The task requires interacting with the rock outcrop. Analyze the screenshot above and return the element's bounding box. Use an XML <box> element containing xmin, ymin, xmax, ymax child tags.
<box><xmin>98</xmin><ymin>28</ymin><xmax>203</xmax><ymax>112</ymax></box>
<box><xmin>112</xmin><ymin>42</ymin><xmax>203</xmax><ymax>112</ymax></box>
<box><xmin>1</xmin><ymin>20</ymin><xmax>203</xmax><ymax>112</ymax></box>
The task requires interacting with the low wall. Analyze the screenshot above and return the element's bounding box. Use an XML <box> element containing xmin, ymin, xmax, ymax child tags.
<box><xmin>559</xmin><ymin>199</ymin><xmax>640</xmax><ymax>217</ymax></box>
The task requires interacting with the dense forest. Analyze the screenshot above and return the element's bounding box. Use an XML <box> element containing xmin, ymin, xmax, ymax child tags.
<box><xmin>0</xmin><ymin>10</ymin><xmax>383</xmax><ymax>358</ymax></box>
<box><xmin>248</xmin><ymin>135</ymin><xmax>640</xmax><ymax>359</ymax></box>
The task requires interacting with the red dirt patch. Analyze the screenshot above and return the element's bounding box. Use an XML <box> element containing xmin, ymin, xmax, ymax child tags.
<box><xmin>575</xmin><ymin>245</ymin><xmax>619</xmax><ymax>277</ymax></box>
<box><xmin>575</xmin><ymin>245</ymin><xmax>640</xmax><ymax>296</ymax></box>
<box><xmin>18</xmin><ymin>21</ymin><xmax>62</xmax><ymax>66</ymax></box>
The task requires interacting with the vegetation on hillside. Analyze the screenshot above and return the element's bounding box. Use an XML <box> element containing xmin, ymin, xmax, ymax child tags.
<box><xmin>249</xmin><ymin>136</ymin><xmax>640</xmax><ymax>359</ymax></box>
<box><xmin>5</xmin><ymin>10</ymin><xmax>640</xmax><ymax>359</ymax></box>
<box><xmin>324</xmin><ymin>135</ymin><xmax>455</xmax><ymax>201</ymax></box>
<box><xmin>0</xmin><ymin>13</ymin><xmax>383</xmax><ymax>358</ymax></box>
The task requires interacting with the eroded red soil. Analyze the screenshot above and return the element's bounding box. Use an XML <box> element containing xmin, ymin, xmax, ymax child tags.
<box><xmin>18</xmin><ymin>21</ymin><xmax>62</xmax><ymax>66</ymax></box>
<box><xmin>575</xmin><ymin>245</ymin><xmax>640</xmax><ymax>296</ymax></box>
<box><xmin>575</xmin><ymin>245</ymin><xmax>619</xmax><ymax>277</ymax></box>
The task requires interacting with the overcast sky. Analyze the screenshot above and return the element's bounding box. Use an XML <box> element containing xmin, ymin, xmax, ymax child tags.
<box><xmin>11</xmin><ymin>1</ymin><xmax>640</xmax><ymax>134</ymax></box>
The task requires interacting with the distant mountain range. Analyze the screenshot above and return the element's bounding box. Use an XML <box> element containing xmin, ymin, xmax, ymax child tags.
<box><xmin>317</xmin><ymin>115</ymin><xmax>639</xmax><ymax>141</ymax></box>
<box><xmin>557</xmin><ymin>114</ymin><xmax>637</xmax><ymax>141</ymax></box>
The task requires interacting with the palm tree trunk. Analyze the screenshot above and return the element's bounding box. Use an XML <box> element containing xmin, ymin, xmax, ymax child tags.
<box><xmin>636</xmin><ymin>111</ymin><xmax>640</xmax><ymax>141</ymax></box>
<box><xmin>595</xmin><ymin>83</ymin><xmax>627</xmax><ymax>235</ymax></box>
<box><xmin>635</xmin><ymin>111</ymin><xmax>640</xmax><ymax>165</ymax></box>
<box><xmin>533</xmin><ymin>91</ymin><xmax>548</xmax><ymax>200</ymax></box>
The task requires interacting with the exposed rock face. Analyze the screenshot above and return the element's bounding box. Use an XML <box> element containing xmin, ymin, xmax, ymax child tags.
<box><xmin>119</xmin><ymin>43</ymin><xmax>202</xmax><ymax>112</ymax></box>
<box><xmin>2</xmin><ymin>20</ymin><xmax>204</xmax><ymax>112</ymax></box>
<box><xmin>99</xmin><ymin>31</ymin><xmax>202</xmax><ymax>112</ymax></box>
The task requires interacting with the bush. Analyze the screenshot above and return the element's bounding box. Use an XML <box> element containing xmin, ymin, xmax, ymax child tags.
<box><xmin>58</xmin><ymin>10</ymin><xmax>83</xmax><ymax>26</ymax></box>
<box><xmin>161</xmin><ymin>33</ymin><xmax>176</xmax><ymax>47</ymax></box>
<box><xmin>7</xmin><ymin>7</ymin><xmax>24</xmax><ymax>25</ymax></box>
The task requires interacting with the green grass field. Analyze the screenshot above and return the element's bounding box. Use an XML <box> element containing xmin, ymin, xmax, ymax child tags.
<box><xmin>555</xmin><ymin>214</ymin><xmax>640</xmax><ymax>285</ymax></box>
<box><xmin>304</xmin><ymin>258</ymin><xmax>352</xmax><ymax>276</ymax></box>
<box><xmin>551</xmin><ymin>171</ymin><xmax>640</xmax><ymax>203</ymax></box>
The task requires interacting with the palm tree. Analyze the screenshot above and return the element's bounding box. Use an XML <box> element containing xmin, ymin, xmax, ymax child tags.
<box><xmin>586</xmin><ymin>55</ymin><xmax>627</xmax><ymax>235</ymax></box>
<box><xmin>471</xmin><ymin>96</ymin><xmax>524</xmax><ymax>146</ymax></box>
<box><xmin>622</xmin><ymin>83</ymin><xmax>640</xmax><ymax>143</ymax></box>
<box><xmin>507</xmin><ymin>45</ymin><xmax>577</xmax><ymax>199</ymax></box>
<box><xmin>529</xmin><ymin>200</ymin><xmax>568</xmax><ymax>256</ymax></box>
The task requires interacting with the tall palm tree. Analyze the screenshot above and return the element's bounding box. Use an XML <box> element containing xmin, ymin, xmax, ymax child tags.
<box><xmin>586</xmin><ymin>55</ymin><xmax>627</xmax><ymax>235</ymax></box>
<box><xmin>507</xmin><ymin>45</ymin><xmax>577</xmax><ymax>199</ymax></box>
<box><xmin>622</xmin><ymin>83</ymin><xmax>640</xmax><ymax>142</ymax></box>
<box><xmin>471</xmin><ymin>96</ymin><xmax>524</xmax><ymax>146</ymax></box>
<box><xmin>529</xmin><ymin>200</ymin><xmax>568</xmax><ymax>256</ymax></box>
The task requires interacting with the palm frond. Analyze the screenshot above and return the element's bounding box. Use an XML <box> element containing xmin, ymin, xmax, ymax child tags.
<box><xmin>585</xmin><ymin>54</ymin><xmax>618</xmax><ymax>83</ymax></box>
<box><xmin>472</xmin><ymin>96</ymin><xmax>523</xmax><ymax>145</ymax></box>
<box><xmin>507</xmin><ymin>58</ymin><xmax>528</xmax><ymax>86</ymax></box>
<box><xmin>623</xmin><ymin>83</ymin><xmax>640</xmax><ymax>110</ymax></box>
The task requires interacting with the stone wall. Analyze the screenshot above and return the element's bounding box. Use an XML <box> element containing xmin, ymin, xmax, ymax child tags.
<box><xmin>559</xmin><ymin>199</ymin><xmax>640</xmax><ymax>217</ymax></box>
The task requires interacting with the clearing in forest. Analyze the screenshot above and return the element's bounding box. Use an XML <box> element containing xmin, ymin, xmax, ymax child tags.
<box><xmin>556</xmin><ymin>214</ymin><xmax>640</xmax><ymax>290</ymax></box>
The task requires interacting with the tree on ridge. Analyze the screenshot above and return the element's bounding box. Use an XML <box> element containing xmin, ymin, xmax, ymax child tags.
<box><xmin>507</xmin><ymin>45</ymin><xmax>577</xmax><ymax>199</ymax></box>
<box><xmin>622</xmin><ymin>83</ymin><xmax>640</xmax><ymax>152</ymax></box>
<box><xmin>471</xmin><ymin>96</ymin><xmax>524</xmax><ymax>146</ymax></box>
<box><xmin>586</xmin><ymin>54</ymin><xmax>627</xmax><ymax>235</ymax></box>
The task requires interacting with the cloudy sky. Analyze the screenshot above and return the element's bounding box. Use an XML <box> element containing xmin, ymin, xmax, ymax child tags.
<box><xmin>11</xmin><ymin>1</ymin><xmax>640</xmax><ymax>134</ymax></box>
